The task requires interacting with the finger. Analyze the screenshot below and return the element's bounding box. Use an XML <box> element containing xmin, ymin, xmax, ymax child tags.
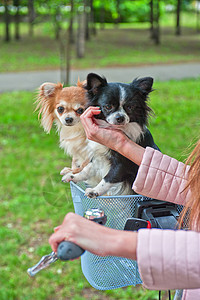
<box><xmin>81</xmin><ymin>111</ymin><xmax>101</xmax><ymax>137</ymax></box>
<box><xmin>49</xmin><ymin>232</ymin><xmax>67</xmax><ymax>253</ymax></box>
<box><xmin>83</xmin><ymin>116</ymin><xmax>99</xmax><ymax>132</ymax></box>
<box><xmin>81</xmin><ymin>106</ymin><xmax>101</xmax><ymax>120</ymax></box>
<box><xmin>70</xmin><ymin>257</ymin><xmax>80</xmax><ymax>261</ymax></box>
<box><xmin>54</xmin><ymin>225</ymin><xmax>61</xmax><ymax>232</ymax></box>
<box><xmin>81</xmin><ymin>107</ymin><xmax>101</xmax><ymax>125</ymax></box>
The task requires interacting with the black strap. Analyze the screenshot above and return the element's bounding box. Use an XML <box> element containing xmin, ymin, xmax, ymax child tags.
<box><xmin>159</xmin><ymin>290</ymin><xmax>161</xmax><ymax>300</ymax></box>
<box><xmin>168</xmin><ymin>290</ymin><xmax>171</xmax><ymax>299</ymax></box>
<box><xmin>158</xmin><ymin>290</ymin><xmax>171</xmax><ymax>300</ymax></box>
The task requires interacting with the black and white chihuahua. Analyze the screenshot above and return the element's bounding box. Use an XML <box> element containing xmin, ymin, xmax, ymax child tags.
<box><xmin>62</xmin><ymin>73</ymin><xmax>159</xmax><ymax>197</ymax></box>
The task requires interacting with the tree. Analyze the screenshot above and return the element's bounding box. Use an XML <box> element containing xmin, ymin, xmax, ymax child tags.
<box><xmin>14</xmin><ymin>0</ymin><xmax>20</xmax><ymax>40</ymax></box>
<box><xmin>85</xmin><ymin>0</ymin><xmax>90</xmax><ymax>40</ymax></box>
<box><xmin>28</xmin><ymin>0</ymin><xmax>35</xmax><ymax>37</ymax></box>
<box><xmin>69</xmin><ymin>0</ymin><xmax>75</xmax><ymax>43</ymax></box>
<box><xmin>90</xmin><ymin>0</ymin><xmax>96</xmax><ymax>35</ymax></box>
<box><xmin>100</xmin><ymin>3</ymin><xmax>105</xmax><ymax>29</ymax></box>
<box><xmin>54</xmin><ymin>5</ymin><xmax>62</xmax><ymax>40</ymax></box>
<box><xmin>4</xmin><ymin>0</ymin><xmax>11</xmax><ymax>42</ymax></box>
<box><xmin>115</xmin><ymin>0</ymin><xmax>121</xmax><ymax>26</ymax></box>
<box><xmin>196</xmin><ymin>0</ymin><xmax>200</xmax><ymax>32</ymax></box>
<box><xmin>150</xmin><ymin>0</ymin><xmax>160</xmax><ymax>45</ymax></box>
<box><xmin>76</xmin><ymin>1</ymin><xmax>86</xmax><ymax>58</ymax></box>
<box><xmin>150</xmin><ymin>0</ymin><xmax>154</xmax><ymax>36</ymax></box>
<box><xmin>176</xmin><ymin>0</ymin><xmax>181</xmax><ymax>35</ymax></box>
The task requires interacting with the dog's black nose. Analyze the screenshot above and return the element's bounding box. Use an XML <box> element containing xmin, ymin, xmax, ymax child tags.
<box><xmin>65</xmin><ymin>117</ymin><xmax>73</xmax><ymax>124</ymax></box>
<box><xmin>116</xmin><ymin>115</ymin><xmax>125</xmax><ymax>124</ymax></box>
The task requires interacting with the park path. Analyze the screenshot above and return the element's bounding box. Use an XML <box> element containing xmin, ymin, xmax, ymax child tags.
<box><xmin>0</xmin><ymin>62</ymin><xmax>200</xmax><ymax>93</ymax></box>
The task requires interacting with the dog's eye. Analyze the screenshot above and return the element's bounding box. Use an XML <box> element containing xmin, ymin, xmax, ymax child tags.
<box><xmin>104</xmin><ymin>104</ymin><xmax>113</xmax><ymax>111</ymax></box>
<box><xmin>126</xmin><ymin>105</ymin><xmax>134</xmax><ymax>112</ymax></box>
<box><xmin>57</xmin><ymin>106</ymin><xmax>64</xmax><ymax>114</ymax></box>
<box><xmin>76</xmin><ymin>108</ymin><xmax>84</xmax><ymax>115</ymax></box>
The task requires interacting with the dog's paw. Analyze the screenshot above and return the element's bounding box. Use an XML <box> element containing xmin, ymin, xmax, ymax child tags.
<box><xmin>62</xmin><ymin>173</ymin><xmax>76</xmax><ymax>183</ymax></box>
<box><xmin>60</xmin><ymin>167</ymin><xmax>72</xmax><ymax>176</ymax></box>
<box><xmin>85</xmin><ymin>188</ymin><xmax>99</xmax><ymax>198</ymax></box>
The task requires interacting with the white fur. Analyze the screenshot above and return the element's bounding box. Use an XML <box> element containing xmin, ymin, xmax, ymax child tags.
<box><xmin>120</xmin><ymin>122</ymin><xmax>143</xmax><ymax>142</ymax></box>
<box><xmin>62</xmin><ymin>140</ymin><xmax>111</xmax><ymax>188</ymax></box>
<box><xmin>54</xmin><ymin>109</ymin><xmax>80</xmax><ymax>127</ymax></box>
<box><xmin>41</xmin><ymin>107</ymin><xmax>53</xmax><ymax>133</ymax></box>
<box><xmin>59</xmin><ymin>100</ymin><xmax>67</xmax><ymax>107</ymax></box>
<box><xmin>58</xmin><ymin>122</ymin><xmax>90</xmax><ymax>171</ymax></box>
<box><xmin>119</xmin><ymin>85</ymin><xmax>126</xmax><ymax>102</ymax></box>
<box><xmin>85</xmin><ymin>179</ymin><xmax>134</xmax><ymax>198</ymax></box>
<box><xmin>106</xmin><ymin>107</ymin><xmax>130</xmax><ymax>125</ymax></box>
<box><xmin>94</xmin><ymin>119</ymin><xmax>143</xmax><ymax>142</ymax></box>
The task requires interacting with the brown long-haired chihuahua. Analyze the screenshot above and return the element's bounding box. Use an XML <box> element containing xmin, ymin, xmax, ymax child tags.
<box><xmin>35</xmin><ymin>80</ymin><xmax>89</xmax><ymax>175</ymax></box>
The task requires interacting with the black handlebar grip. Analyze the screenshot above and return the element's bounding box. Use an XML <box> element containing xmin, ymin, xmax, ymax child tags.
<box><xmin>57</xmin><ymin>241</ymin><xmax>85</xmax><ymax>261</ymax></box>
<box><xmin>57</xmin><ymin>210</ymin><xmax>107</xmax><ymax>261</ymax></box>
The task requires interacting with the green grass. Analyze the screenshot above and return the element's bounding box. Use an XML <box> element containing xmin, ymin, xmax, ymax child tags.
<box><xmin>0</xmin><ymin>11</ymin><xmax>200</xmax><ymax>73</ymax></box>
<box><xmin>0</xmin><ymin>78</ymin><xmax>200</xmax><ymax>299</ymax></box>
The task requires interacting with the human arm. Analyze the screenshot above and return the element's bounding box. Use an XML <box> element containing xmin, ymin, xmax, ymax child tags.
<box><xmin>49</xmin><ymin>213</ymin><xmax>200</xmax><ymax>290</ymax></box>
<box><xmin>133</xmin><ymin>146</ymin><xmax>191</xmax><ymax>205</ymax></box>
<box><xmin>137</xmin><ymin>228</ymin><xmax>200</xmax><ymax>290</ymax></box>
<box><xmin>49</xmin><ymin>212</ymin><xmax>138</xmax><ymax>260</ymax></box>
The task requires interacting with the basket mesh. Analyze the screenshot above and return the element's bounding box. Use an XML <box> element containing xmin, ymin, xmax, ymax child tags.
<box><xmin>70</xmin><ymin>181</ymin><xmax>152</xmax><ymax>290</ymax></box>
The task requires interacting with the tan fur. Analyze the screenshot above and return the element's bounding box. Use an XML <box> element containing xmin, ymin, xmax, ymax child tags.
<box><xmin>35</xmin><ymin>80</ymin><xmax>90</xmax><ymax>173</ymax></box>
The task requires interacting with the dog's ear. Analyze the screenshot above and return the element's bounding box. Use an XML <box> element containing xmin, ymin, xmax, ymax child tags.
<box><xmin>85</xmin><ymin>73</ymin><xmax>107</xmax><ymax>94</ymax></box>
<box><xmin>40</xmin><ymin>82</ymin><xmax>63</xmax><ymax>98</ymax></box>
<box><xmin>35</xmin><ymin>82</ymin><xmax>63</xmax><ymax>133</ymax></box>
<box><xmin>132</xmin><ymin>77</ymin><xmax>154</xmax><ymax>94</ymax></box>
<box><xmin>77</xmin><ymin>78</ymin><xmax>87</xmax><ymax>88</ymax></box>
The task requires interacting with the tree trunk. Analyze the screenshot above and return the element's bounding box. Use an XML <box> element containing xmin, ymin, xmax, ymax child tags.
<box><xmin>176</xmin><ymin>0</ymin><xmax>181</xmax><ymax>36</ymax></box>
<box><xmin>59</xmin><ymin>38</ymin><xmax>66</xmax><ymax>84</ymax></box>
<box><xmin>76</xmin><ymin>11</ymin><xmax>86</xmax><ymax>58</ymax></box>
<box><xmin>149</xmin><ymin>0</ymin><xmax>154</xmax><ymax>36</ymax></box>
<box><xmin>28</xmin><ymin>0</ymin><xmax>35</xmax><ymax>37</ymax></box>
<box><xmin>84</xmin><ymin>0</ymin><xmax>90</xmax><ymax>40</ymax></box>
<box><xmin>115</xmin><ymin>0</ymin><xmax>121</xmax><ymax>26</ymax></box>
<box><xmin>100</xmin><ymin>5</ymin><xmax>105</xmax><ymax>30</ymax></box>
<box><xmin>90</xmin><ymin>0</ymin><xmax>96</xmax><ymax>35</ymax></box>
<box><xmin>14</xmin><ymin>0</ymin><xmax>20</xmax><ymax>40</ymax></box>
<box><xmin>154</xmin><ymin>0</ymin><xmax>160</xmax><ymax>44</ymax></box>
<box><xmin>197</xmin><ymin>0</ymin><xmax>200</xmax><ymax>33</ymax></box>
<box><xmin>60</xmin><ymin>21</ymin><xmax>72</xmax><ymax>85</ymax></box>
<box><xmin>4</xmin><ymin>0</ymin><xmax>10</xmax><ymax>42</ymax></box>
<box><xmin>69</xmin><ymin>0</ymin><xmax>74</xmax><ymax>43</ymax></box>
<box><xmin>65</xmin><ymin>25</ymin><xmax>71</xmax><ymax>86</ymax></box>
<box><xmin>54</xmin><ymin>6</ymin><xmax>61</xmax><ymax>40</ymax></box>
<box><xmin>150</xmin><ymin>0</ymin><xmax>160</xmax><ymax>45</ymax></box>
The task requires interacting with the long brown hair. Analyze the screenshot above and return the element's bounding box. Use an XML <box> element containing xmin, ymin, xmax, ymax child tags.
<box><xmin>179</xmin><ymin>139</ymin><xmax>200</xmax><ymax>230</ymax></box>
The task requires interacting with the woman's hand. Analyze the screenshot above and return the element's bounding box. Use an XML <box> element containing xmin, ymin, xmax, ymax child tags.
<box><xmin>80</xmin><ymin>106</ymin><xmax>144</xmax><ymax>165</ymax></box>
<box><xmin>49</xmin><ymin>212</ymin><xmax>113</xmax><ymax>256</ymax></box>
<box><xmin>49</xmin><ymin>212</ymin><xmax>137</xmax><ymax>260</ymax></box>
<box><xmin>80</xmin><ymin>106</ymin><xmax>129</xmax><ymax>152</ymax></box>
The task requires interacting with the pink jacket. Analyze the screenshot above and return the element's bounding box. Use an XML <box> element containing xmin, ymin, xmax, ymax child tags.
<box><xmin>133</xmin><ymin>147</ymin><xmax>200</xmax><ymax>300</ymax></box>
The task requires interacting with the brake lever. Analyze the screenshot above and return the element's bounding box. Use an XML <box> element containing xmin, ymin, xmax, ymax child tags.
<box><xmin>27</xmin><ymin>208</ymin><xmax>107</xmax><ymax>277</ymax></box>
<box><xmin>27</xmin><ymin>241</ymin><xmax>85</xmax><ymax>277</ymax></box>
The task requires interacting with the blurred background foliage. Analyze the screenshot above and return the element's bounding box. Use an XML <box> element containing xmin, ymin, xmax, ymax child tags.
<box><xmin>1</xmin><ymin>0</ymin><xmax>200</xmax><ymax>83</ymax></box>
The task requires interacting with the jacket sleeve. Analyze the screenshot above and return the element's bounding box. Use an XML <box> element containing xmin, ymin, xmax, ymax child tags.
<box><xmin>132</xmin><ymin>147</ymin><xmax>191</xmax><ymax>205</ymax></box>
<box><xmin>137</xmin><ymin>228</ymin><xmax>200</xmax><ymax>290</ymax></box>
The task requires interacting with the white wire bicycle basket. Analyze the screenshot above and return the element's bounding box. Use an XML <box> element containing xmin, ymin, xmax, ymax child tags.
<box><xmin>70</xmin><ymin>181</ymin><xmax>153</xmax><ymax>290</ymax></box>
